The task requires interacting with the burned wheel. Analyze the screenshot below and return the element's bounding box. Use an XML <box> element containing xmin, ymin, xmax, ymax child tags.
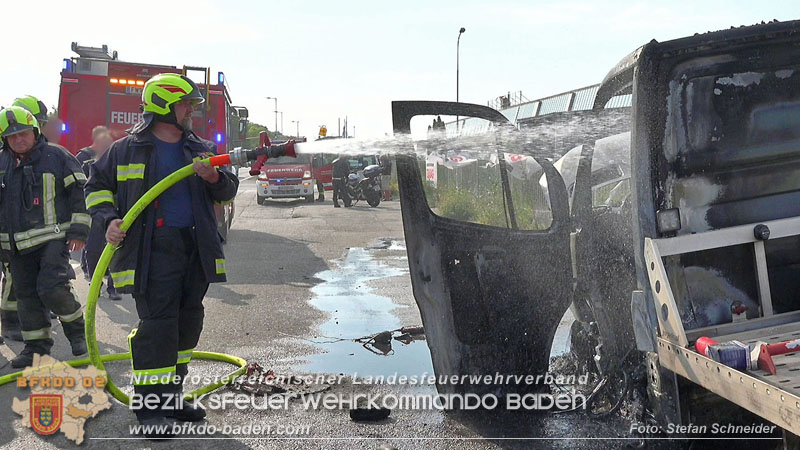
<box><xmin>588</xmin><ymin>368</ymin><xmax>629</xmax><ymax>418</ymax></box>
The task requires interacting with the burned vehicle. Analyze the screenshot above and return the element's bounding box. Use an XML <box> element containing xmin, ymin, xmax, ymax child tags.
<box><xmin>394</xmin><ymin>19</ymin><xmax>800</xmax><ymax>439</ymax></box>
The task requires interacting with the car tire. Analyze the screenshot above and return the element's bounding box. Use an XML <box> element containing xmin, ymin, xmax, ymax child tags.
<box><xmin>257</xmin><ymin>195</ymin><xmax>266</xmax><ymax>205</ymax></box>
<box><xmin>305</xmin><ymin>195</ymin><xmax>315</xmax><ymax>203</ymax></box>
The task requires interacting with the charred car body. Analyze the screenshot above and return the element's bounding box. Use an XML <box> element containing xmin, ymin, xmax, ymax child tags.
<box><xmin>394</xmin><ymin>19</ymin><xmax>800</xmax><ymax>438</ymax></box>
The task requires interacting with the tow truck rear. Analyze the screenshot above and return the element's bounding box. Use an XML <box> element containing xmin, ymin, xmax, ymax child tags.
<box><xmin>392</xmin><ymin>18</ymin><xmax>800</xmax><ymax>442</ymax></box>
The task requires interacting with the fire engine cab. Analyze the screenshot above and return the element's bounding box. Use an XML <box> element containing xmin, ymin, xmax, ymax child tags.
<box><xmin>58</xmin><ymin>42</ymin><xmax>249</xmax><ymax>240</ymax></box>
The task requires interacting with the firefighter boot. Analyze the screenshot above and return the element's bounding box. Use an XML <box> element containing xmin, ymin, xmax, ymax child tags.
<box><xmin>11</xmin><ymin>339</ymin><xmax>53</xmax><ymax>368</ymax></box>
<box><xmin>106</xmin><ymin>284</ymin><xmax>122</xmax><ymax>301</ymax></box>
<box><xmin>165</xmin><ymin>394</ymin><xmax>206</xmax><ymax>422</ymax></box>
<box><xmin>1</xmin><ymin>309</ymin><xmax>23</xmax><ymax>342</ymax></box>
<box><xmin>137</xmin><ymin>416</ymin><xmax>174</xmax><ymax>441</ymax></box>
<box><xmin>165</xmin><ymin>369</ymin><xmax>206</xmax><ymax>422</ymax></box>
<box><xmin>131</xmin><ymin>382</ymin><xmax>175</xmax><ymax>440</ymax></box>
<box><xmin>61</xmin><ymin>318</ymin><xmax>88</xmax><ymax>356</ymax></box>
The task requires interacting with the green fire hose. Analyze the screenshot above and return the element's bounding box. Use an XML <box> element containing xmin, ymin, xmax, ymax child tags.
<box><xmin>0</xmin><ymin>155</ymin><xmax>252</xmax><ymax>403</ymax></box>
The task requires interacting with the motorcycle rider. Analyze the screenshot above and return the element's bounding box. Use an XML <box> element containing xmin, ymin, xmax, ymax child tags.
<box><xmin>0</xmin><ymin>106</ymin><xmax>90</xmax><ymax>368</ymax></box>
<box><xmin>331</xmin><ymin>154</ymin><xmax>351</xmax><ymax>208</ymax></box>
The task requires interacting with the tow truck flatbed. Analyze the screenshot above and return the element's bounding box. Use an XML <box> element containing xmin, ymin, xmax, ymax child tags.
<box><xmin>647</xmin><ymin>215</ymin><xmax>800</xmax><ymax>435</ymax></box>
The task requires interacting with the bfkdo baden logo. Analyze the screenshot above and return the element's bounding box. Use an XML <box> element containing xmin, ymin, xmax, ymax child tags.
<box><xmin>30</xmin><ymin>394</ymin><xmax>63</xmax><ymax>435</ymax></box>
<box><xmin>12</xmin><ymin>354</ymin><xmax>111</xmax><ymax>444</ymax></box>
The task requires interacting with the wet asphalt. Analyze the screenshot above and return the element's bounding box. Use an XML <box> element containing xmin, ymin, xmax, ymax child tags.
<box><xmin>0</xmin><ymin>170</ymin><xmax>675</xmax><ymax>450</ymax></box>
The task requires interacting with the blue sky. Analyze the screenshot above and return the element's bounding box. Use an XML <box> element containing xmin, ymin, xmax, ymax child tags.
<box><xmin>1</xmin><ymin>1</ymin><xmax>798</xmax><ymax>141</ymax></box>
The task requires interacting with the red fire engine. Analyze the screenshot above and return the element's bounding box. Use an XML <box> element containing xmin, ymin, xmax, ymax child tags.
<box><xmin>57</xmin><ymin>42</ymin><xmax>249</xmax><ymax>240</ymax></box>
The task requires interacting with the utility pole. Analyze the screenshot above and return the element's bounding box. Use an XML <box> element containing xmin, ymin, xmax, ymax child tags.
<box><xmin>456</xmin><ymin>27</ymin><xmax>466</xmax><ymax>132</ymax></box>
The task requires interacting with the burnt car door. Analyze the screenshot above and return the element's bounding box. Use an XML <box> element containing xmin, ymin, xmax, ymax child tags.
<box><xmin>392</xmin><ymin>101</ymin><xmax>574</xmax><ymax>396</ymax></box>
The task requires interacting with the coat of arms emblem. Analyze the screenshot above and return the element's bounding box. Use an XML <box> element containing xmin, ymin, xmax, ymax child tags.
<box><xmin>30</xmin><ymin>395</ymin><xmax>62</xmax><ymax>435</ymax></box>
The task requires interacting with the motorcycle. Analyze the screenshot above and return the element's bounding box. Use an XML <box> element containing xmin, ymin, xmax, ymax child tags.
<box><xmin>346</xmin><ymin>164</ymin><xmax>382</xmax><ymax>207</ymax></box>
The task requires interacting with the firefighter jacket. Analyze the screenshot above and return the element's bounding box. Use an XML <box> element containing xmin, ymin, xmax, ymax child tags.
<box><xmin>0</xmin><ymin>137</ymin><xmax>90</xmax><ymax>261</ymax></box>
<box><xmin>84</xmin><ymin>129</ymin><xmax>238</xmax><ymax>295</ymax></box>
<box><xmin>76</xmin><ymin>147</ymin><xmax>96</xmax><ymax>170</ymax></box>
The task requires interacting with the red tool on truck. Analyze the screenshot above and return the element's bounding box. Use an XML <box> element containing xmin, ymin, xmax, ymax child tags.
<box><xmin>57</xmin><ymin>42</ymin><xmax>249</xmax><ymax>241</ymax></box>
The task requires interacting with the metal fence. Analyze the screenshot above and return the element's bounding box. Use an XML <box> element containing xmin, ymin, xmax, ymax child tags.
<box><xmin>447</xmin><ymin>84</ymin><xmax>632</xmax><ymax>134</ymax></box>
<box><xmin>502</xmin><ymin>84</ymin><xmax>631</xmax><ymax>124</ymax></box>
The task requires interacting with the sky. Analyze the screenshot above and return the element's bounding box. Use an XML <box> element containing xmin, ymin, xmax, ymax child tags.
<box><xmin>1</xmin><ymin>1</ymin><xmax>798</xmax><ymax>142</ymax></box>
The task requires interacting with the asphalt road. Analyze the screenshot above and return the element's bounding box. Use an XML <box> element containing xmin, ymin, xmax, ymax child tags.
<box><xmin>0</xmin><ymin>172</ymin><xmax>648</xmax><ymax>450</ymax></box>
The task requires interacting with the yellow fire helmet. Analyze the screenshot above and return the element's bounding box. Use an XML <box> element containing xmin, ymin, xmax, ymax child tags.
<box><xmin>12</xmin><ymin>95</ymin><xmax>48</xmax><ymax>125</ymax></box>
<box><xmin>142</xmin><ymin>73</ymin><xmax>205</xmax><ymax>116</ymax></box>
<box><xmin>0</xmin><ymin>106</ymin><xmax>40</xmax><ymax>138</ymax></box>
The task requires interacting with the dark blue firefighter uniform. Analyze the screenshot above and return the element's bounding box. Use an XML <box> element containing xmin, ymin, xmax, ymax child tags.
<box><xmin>0</xmin><ymin>137</ymin><xmax>90</xmax><ymax>356</ymax></box>
<box><xmin>84</xmin><ymin>128</ymin><xmax>237</xmax><ymax>419</ymax></box>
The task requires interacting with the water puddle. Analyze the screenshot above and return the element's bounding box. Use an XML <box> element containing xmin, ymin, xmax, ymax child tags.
<box><xmin>301</xmin><ymin>245</ymin><xmax>434</xmax><ymax>377</ymax></box>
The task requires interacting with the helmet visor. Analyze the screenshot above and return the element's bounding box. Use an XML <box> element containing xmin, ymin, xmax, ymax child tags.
<box><xmin>1</xmin><ymin>123</ymin><xmax>35</xmax><ymax>138</ymax></box>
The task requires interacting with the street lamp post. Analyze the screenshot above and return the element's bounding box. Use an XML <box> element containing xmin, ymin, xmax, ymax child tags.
<box><xmin>291</xmin><ymin>120</ymin><xmax>300</xmax><ymax>138</ymax></box>
<box><xmin>456</xmin><ymin>27</ymin><xmax>466</xmax><ymax>132</ymax></box>
<box><xmin>279</xmin><ymin>112</ymin><xmax>284</xmax><ymax>134</ymax></box>
<box><xmin>265</xmin><ymin>96</ymin><xmax>278</xmax><ymax>135</ymax></box>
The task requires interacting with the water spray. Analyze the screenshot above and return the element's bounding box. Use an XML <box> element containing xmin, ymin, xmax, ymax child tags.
<box><xmin>0</xmin><ymin>131</ymin><xmax>293</xmax><ymax>404</ymax></box>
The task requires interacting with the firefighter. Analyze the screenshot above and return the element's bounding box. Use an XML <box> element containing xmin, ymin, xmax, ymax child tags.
<box><xmin>13</xmin><ymin>95</ymin><xmax>66</xmax><ymax>146</ymax></box>
<box><xmin>0</xmin><ymin>106</ymin><xmax>90</xmax><ymax>368</ymax></box>
<box><xmin>76</xmin><ymin>126</ymin><xmax>108</xmax><ymax>278</ymax></box>
<box><xmin>76</xmin><ymin>127</ymin><xmax>120</xmax><ymax>300</ymax></box>
<box><xmin>85</xmin><ymin>73</ymin><xmax>239</xmax><ymax>436</ymax></box>
<box><xmin>0</xmin><ymin>96</ymin><xmax>51</xmax><ymax>341</ymax></box>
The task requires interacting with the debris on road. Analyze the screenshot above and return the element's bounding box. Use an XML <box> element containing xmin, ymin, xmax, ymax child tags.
<box><xmin>350</xmin><ymin>397</ymin><xmax>392</xmax><ymax>422</ymax></box>
<box><xmin>355</xmin><ymin>326</ymin><xmax>425</xmax><ymax>356</ymax></box>
<box><xmin>231</xmin><ymin>362</ymin><xmax>330</xmax><ymax>396</ymax></box>
<box><xmin>278</xmin><ymin>325</ymin><xmax>425</xmax><ymax>356</ymax></box>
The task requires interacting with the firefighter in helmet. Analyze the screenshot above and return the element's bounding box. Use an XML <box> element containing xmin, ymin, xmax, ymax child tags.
<box><xmin>0</xmin><ymin>106</ymin><xmax>90</xmax><ymax>368</ymax></box>
<box><xmin>12</xmin><ymin>95</ymin><xmax>62</xmax><ymax>143</ymax></box>
<box><xmin>85</xmin><ymin>73</ymin><xmax>239</xmax><ymax>437</ymax></box>
<box><xmin>0</xmin><ymin>96</ymin><xmax>50</xmax><ymax>342</ymax></box>
<box><xmin>1</xmin><ymin>95</ymin><xmax>75</xmax><ymax>342</ymax></box>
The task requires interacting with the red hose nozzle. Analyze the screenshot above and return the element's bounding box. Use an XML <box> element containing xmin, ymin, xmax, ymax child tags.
<box><xmin>259</xmin><ymin>131</ymin><xmax>270</xmax><ymax>149</ymax></box>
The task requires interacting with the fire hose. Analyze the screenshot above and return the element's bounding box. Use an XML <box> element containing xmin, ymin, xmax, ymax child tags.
<box><xmin>0</xmin><ymin>132</ymin><xmax>293</xmax><ymax>405</ymax></box>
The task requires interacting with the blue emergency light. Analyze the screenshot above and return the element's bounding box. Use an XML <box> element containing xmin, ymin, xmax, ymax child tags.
<box><xmin>218</xmin><ymin>72</ymin><xmax>225</xmax><ymax>84</ymax></box>
<box><xmin>216</xmin><ymin>133</ymin><xmax>223</xmax><ymax>143</ymax></box>
<box><xmin>61</xmin><ymin>123</ymin><xmax>68</xmax><ymax>133</ymax></box>
<box><xmin>62</xmin><ymin>59</ymin><xmax>71</xmax><ymax>71</ymax></box>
